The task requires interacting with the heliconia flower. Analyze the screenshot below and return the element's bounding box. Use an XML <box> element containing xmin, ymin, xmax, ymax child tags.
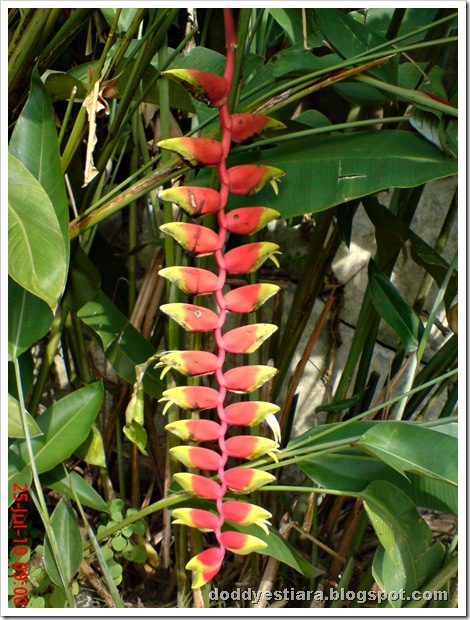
<box><xmin>172</xmin><ymin>508</ymin><xmax>220</xmax><ymax>532</ymax></box>
<box><xmin>223</xmin><ymin>323</ymin><xmax>278</xmax><ymax>354</ymax></box>
<box><xmin>170</xmin><ymin>446</ymin><xmax>222</xmax><ymax>470</ymax></box>
<box><xmin>227</xmin><ymin>165</ymin><xmax>285</xmax><ymax>196</ymax></box>
<box><xmin>162</xmin><ymin>69</ymin><xmax>227</xmax><ymax>107</ymax></box>
<box><xmin>224</xmin><ymin>468</ymin><xmax>276</xmax><ymax>493</ymax></box>
<box><xmin>219</xmin><ymin>531</ymin><xmax>268</xmax><ymax>555</ymax></box>
<box><xmin>159</xmin><ymin>385</ymin><xmax>219</xmax><ymax>414</ymax></box>
<box><xmin>224</xmin><ymin>365</ymin><xmax>277</xmax><ymax>393</ymax></box>
<box><xmin>156</xmin><ymin>10</ymin><xmax>284</xmax><ymax>588</ymax></box>
<box><xmin>160</xmin><ymin>222</ymin><xmax>220</xmax><ymax>256</ymax></box>
<box><xmin>173</xmin><ymin>473</ymin><xmax>221</xmax><ymax>500</ymax></box>
<box><xmin>165</xmin><ymin>419</ymin><xmax>221</xmax><ymax>442</ymax></box>
<box><xmin>224</xmin><ymin>401</ymin><xmax>280</xmax><ymax>427</ymax></box>
<box><xmin>230</xmin><ymin>113</ymin><xmax>286</xmax><ymax>144</ymax></box>
<box><xmin>224</xmin><ymin>283</ymin><xmax>280</xmax><ymax>313</ymax></box>
<box><xmin>225</xmin><ymin>206</ymin><xmax>280</xmax><ymax>236</ymax></box>
<box><xmin>160</xmin><ymin>186</ymin><xmax>222</xmax><ymax>218</ymax></box>
<box><xmin>160</xmin><ymin>303</ymin><xmax>218</xmax><ymax>333</ymax></box>
<box><xmin>225</xmin><ymin>436</ymin><xmax>280</xmax><ymax>461</ymax></box>
<box><xmin>156</xmin><ymin>350</ymin><xmax>218</xmax><ymax>378</ymax></box>
<box><xmin>158</xmin><ymin>137</ymin><xmax>223</xmax><ymax>167</ymax></box>
<box><xmin>186</xmin><ymin>547</ymin><xmax>225</xmax><ymax>589</ymax></box>
<box><xmin>221</xmin><ymin>500</ymin><xmax>272</xmax><ymax>534</ymax></box>
<box><xmin>159</xmin><ymin>266</ymin><xmax>219</xmax><ymax>296</ymax></box>
<box><xmin>224</xmin><ymin>242</ymin><xmax>280</xmax><ymax>274</ymax></box>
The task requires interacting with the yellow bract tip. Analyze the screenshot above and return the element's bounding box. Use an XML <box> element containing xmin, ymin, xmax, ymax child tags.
<box><xmin>269</xmin><ymin>179</ymin><xmax>279</xmax><ymax>195</ymax></box>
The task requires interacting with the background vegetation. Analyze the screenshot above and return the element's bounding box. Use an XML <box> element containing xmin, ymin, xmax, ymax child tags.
<box><xmin>8</xmin><ymin>7</ymin><xmax>458</xmax><ymax>609</ymax></box>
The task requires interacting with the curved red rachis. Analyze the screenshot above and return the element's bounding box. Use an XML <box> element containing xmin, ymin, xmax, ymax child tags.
<box><xmin>159</xmin><ymin>8</ymin><xmax>285</xmax><ymax>590</ymax></box>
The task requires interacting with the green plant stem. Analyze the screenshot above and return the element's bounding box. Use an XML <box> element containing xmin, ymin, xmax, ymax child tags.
<box><xmin>414</xmin><ymin>188</ymin><xmax>457</xmax><ymax>314</ymax></box>
<box><xmin>58</xmin><ymin>86</ymin><xmax>78</xmax><ymax>148</ymax></box>
<box><xmin>92</xmin><ymin>10</ymin><xmax>179</xmax><ymax>179</ymax></box>
<box><xmin>228</xmin><ymin>8</ymin><xmax>252</xmax><ymax>112</ymax></box>
<box><xmin>403</xmin><ymin>555</ymin><xmax>458</xmax><ymax>609</ymax></box>
<box><xmin>69</xmin><ymin>160</ymin><xmax>189</xmax><ymax>239</ymax></box>
<box><xmin>128</xmin><ymin>114</ymin><xmax>139</xmax><ymax>315</ymax></box>
<box><xmin>417</xmin><ymin>371</ymin><xmax>457</xmax><ymax>421</ymax></box>
<box><xmin>404</xmin><ymin>335</ymin><xmax>457</xmax><ymax>416</ymax></box>
<box><xmin>355</xmin><ymin>72</ymin><xmax>458</xmax><ymax>116</ymax></box>
<box><xmin>104</xmin><ymin>9</ymin><xmax>148</xmax><ymax>80</ymax></box>
<box><xmin>38</xmin><ymin>8</ymin><xmax>95</xmax><ymax>70</ymax></box>
<box><xmin>235</xmin><ymin>115</ymin><xmax>409</xmax><ymax>153</ymax></box>
<box><xmin>416</xmin><ymin>253</ymin><xmax>458</xmax><ymax>364</ymax></box>
<box><xmin>438</xmin><ymin>379</ymin><xmax>458</xmax><ymax>418</ymax></box>
<box><xmin>85</xmin><ymin>492</ymin><xmax>189</xmax><ymax>550</ymax></box>
<box><xmin>116</xmin><ymin>410</ymin><xmax>126</xmax><ymax>499</ymax></box>
<box><xmin>393</xmin><ymin>353</ymin><xmax>418</xmax><ymax>420</ymax></box>
<box><xmin>28</xmin><ymin>304</ymin><xmax>69</xmax><ymax>416</ymax></box>
<box><xmin>260</xmin><ymin>485</ymin><xmax>360</xmax><ymax>498</ymax></box>
<box><xmin>14</xmin><ymin>358</ymin><xmax>76</xmax><ymax>608</ymax></box>
<box><xmin>80</xmin><ymin>19</ymin><xmax>198</xmax><ymax>215</ymax></box>
<box><xmin>354</xmin><ymin>10</ymin><xmax>457</xmax><ymax>61</ymax></box>
<box><xmin>63</xmin><ymin>466</ymin><xmax>124</xmax><ymax>608</ymax></box>
<box><xmin>243</xmin><ymin>34</ymin><xmax>458</xmax><ymax>116</ymax></box>
<box><xmin>386</xmin><ymin>8</ymin><xmax>407</xmax><ymax>41</ymax></box>
<box><xmin>8</xmin><ymin>8</ymin><xmax>52</xmax><ymax>89</ymax></box>
<box><xmin>393</xmin><ymin>252</ymin><xmax>457</xmax><ymax>418</ymax></box>
<box><xmin>71</xmin><ymin>313</ymin><xmax>93</xmax><ymax>384</ymax></box>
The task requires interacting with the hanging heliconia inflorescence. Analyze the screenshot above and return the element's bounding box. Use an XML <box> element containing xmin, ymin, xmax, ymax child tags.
<box><xmin>156</xmin><ymin>9</ymin><xmax>285</xmax><ymax>589</ymax></box>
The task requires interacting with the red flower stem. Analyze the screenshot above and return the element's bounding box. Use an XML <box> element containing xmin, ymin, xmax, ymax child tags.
<box><xmin>213</xmin><ymin>8</ymin><xmax>237</xmax><ymax>548</ymax></box>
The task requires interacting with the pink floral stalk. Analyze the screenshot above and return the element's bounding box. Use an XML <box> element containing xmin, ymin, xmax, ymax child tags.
<box><xmin>158</xmin><ymin>8</ymin><xmax>285</xmax><ymax>589</ymax></box>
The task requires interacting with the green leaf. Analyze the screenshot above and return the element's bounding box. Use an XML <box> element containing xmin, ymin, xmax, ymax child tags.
<box><xmin>9</xmin><ymin>382</ymin><xmax>104</xmax><ymax>480</ymax></box>
<box><xmin>296</xmin><ymin>421</ymin><xmax>457</xmax><ymax>514</ymax></box>
<box><xmin>314</xmin><ymin>8</ymin><xmax>395</xmax><ymax>82</ymax></box>
<box><xmin>225</xmin><ymin>131</ymin><xmax>457</xmax><ymax>218</ymax></box>
<box><xmin>77</xmin><ymin>291</ymin><xmax>165</xmax><ymax>399</ymax></box>
<box><xmin>368</xmin><ymin>259</ymin><xmax>421</xmax><ymax>351</ymax></box>
<box><xmin>100</xmin><ymin>7</ymin><xmax>139</xmax><ymax>32</ymax></box>
<box><xmin>8</xmin><ymin>154</ymin><xmax>67</xmax><ymax>311</ymax></box>
<box><xmin>48</xmin><ymin>587</ymin><xmax>68</xmax><ymax>608</ymax></box>
<box><xmin>271</xmin><ymin>48</ymin><xmax>341</xmax><ymax>80</ymax></box>
<box><xmin>267</xmin><ymin>8</ymin><xmax>307</xmax><ymax>45</ymax></box>
<box><xmin>65</xmin><ymin>245</ymin><xmax>101</xmax><ymax>312</ymax></box>
<box><xmin>372</xmin><ymin>545</ymin><xmax>406</xmax><ymax>607</ymax></box>
<box><xmin>363</xmin><ymin>481</ymin><xmax>432</xmax><ymax>599</ymax></box>
<box><xmin>9</xmin><ymin>70</ymin><xmax>70</xmax><ymax>266</ymax></box>
<box><xmin>74</xmin><ymin>424</ymin><xmax>107</xmax><ymax>468</ymax></box>
<box><xmin>301</xmin><ymin>450</ymin><xmax>457</xmax><ymax>515</ymax></box>
<box><xmin>43</xmin><ymin>71</ymin><xmax>87</xmax><ymax>102</ymax></box>
<box><xmin>111</xmin><ymin>535</ymin><xmax>127</xmax><ymax>553</ymax></box>
<box><xmin>123</xmin><ymin>421</ymin><xmax>148</xmax><ymax>457</ymax></box>
<box><xmin>8</xmin><ymin>277</ymin><xmax>53</xmax><ymax>361</ymax></box>
<box><xmin>43</xmin><ymin>498</ymin><xmax>82</xmax><ymax>587</ymax></box>
<box><xmin>226</xmin><ymin>521</ymin><xmax>323</xmax><ymax>579</ymax></box>
<box><xmin>127</xmin><ymin>544</ymin><xmax>147</xmax><ymax>563</ymax></box>
<box><xmin>8</xmin><ymin>393</ymin><xmax>43</xmax><ymax>438</ymax></box>
<box><xmin>41</xmin><ymin>466</ymin><xmax>110</xmax><ymax>513</ymax></box>
<box><xmin>357</xmin><ymin>422</ymin><xmax>457</xmax><ymax>487</ymax></box>
<box><xmin>363</xmin><ymin>197</ymin><xmax>458</xmax><ymax>309</ymax></box>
